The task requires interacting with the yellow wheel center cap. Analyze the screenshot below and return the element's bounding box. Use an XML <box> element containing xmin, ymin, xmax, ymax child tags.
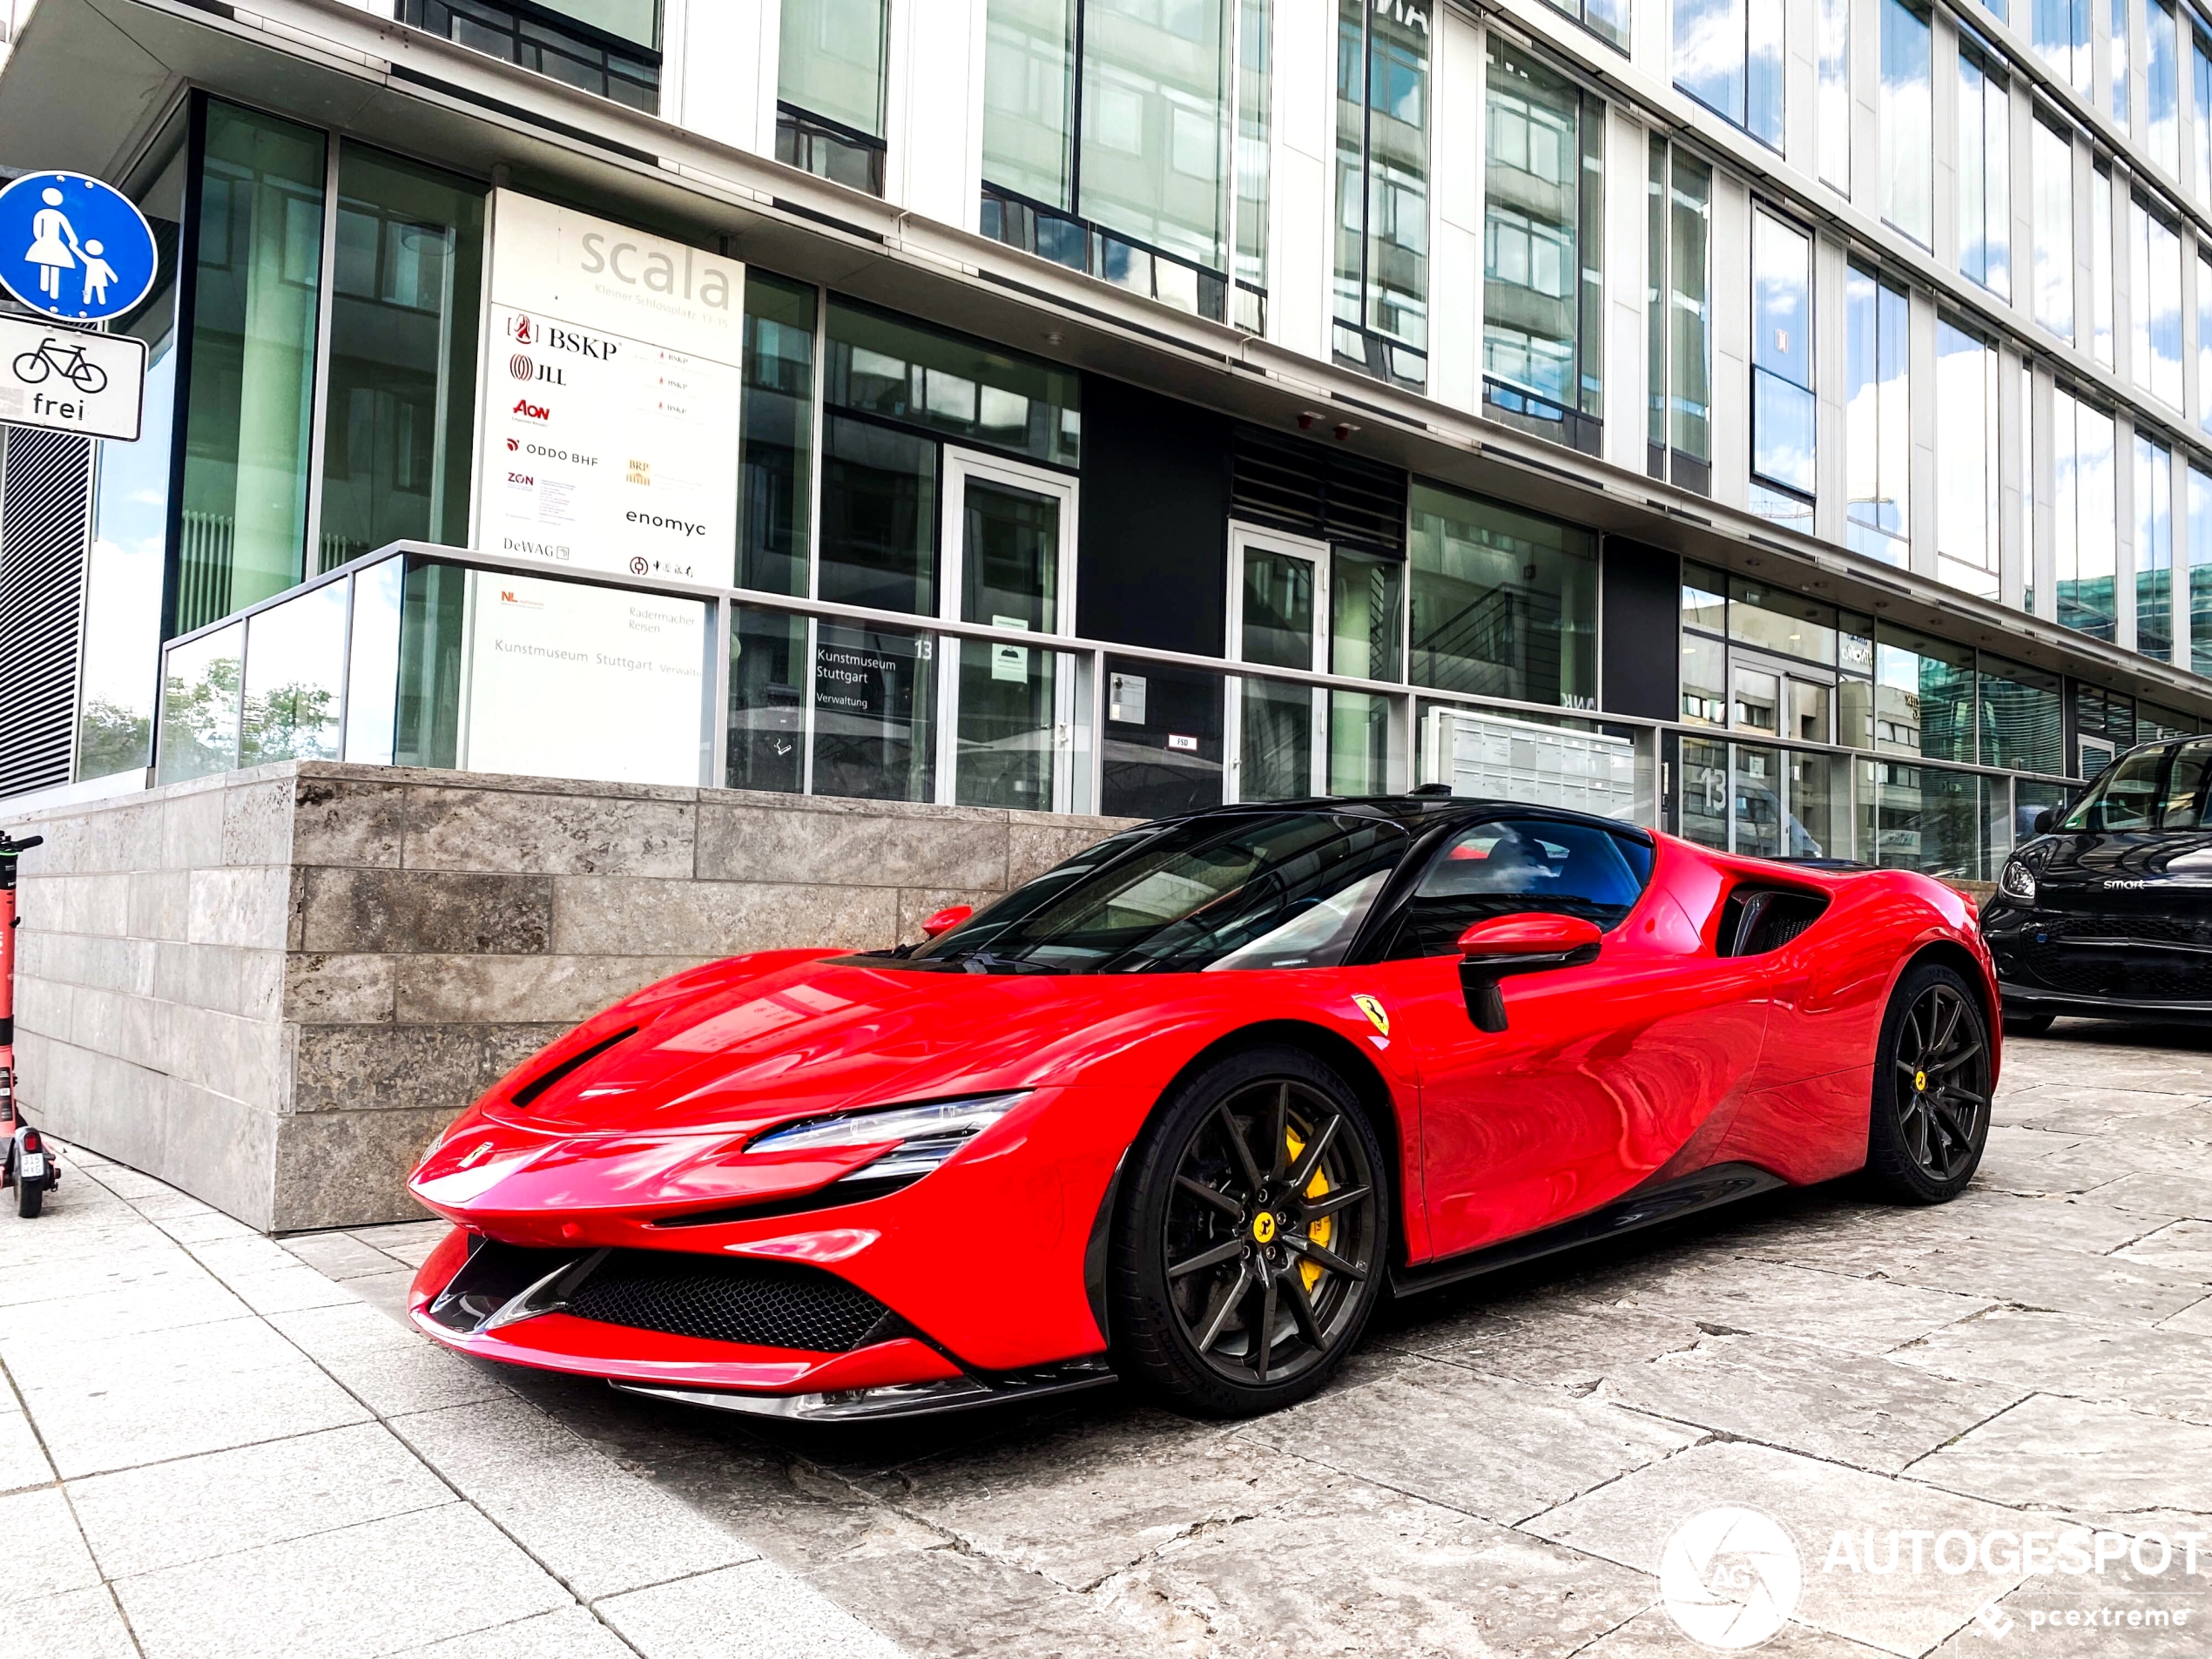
<box><xmin>1251</xmin><ymin>1212</ymin><xmax>1277</xmax><ymax>1244</ymax></box>
<box><xmin>1913</xmin><ymin>1070</ymin><xmax>1928</xmax><ymax>1094</ymax></box>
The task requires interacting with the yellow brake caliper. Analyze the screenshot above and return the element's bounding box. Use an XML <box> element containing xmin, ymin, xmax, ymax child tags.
<box><xmin>1283</xmin><ymin>1128</ymin><xmax>1331</xmax><ymax>1293</ymax></box>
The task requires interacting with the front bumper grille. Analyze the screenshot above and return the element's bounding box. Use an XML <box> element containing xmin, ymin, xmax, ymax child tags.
<box><xmin>427</xmin><ymin>1238</ymin><xmax>905</xmax><ymax>1354</ymax></box>
<box><xmin>566</xmin><ymin>1251</ymin><xmax>899</xmax><ymax>1352</ymax></box>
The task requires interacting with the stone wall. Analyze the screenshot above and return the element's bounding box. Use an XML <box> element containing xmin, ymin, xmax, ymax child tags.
<box><xmin>10</xmin><ymin>761</ymin><xmax>1132</xmax><ymax>1231</ymax></box>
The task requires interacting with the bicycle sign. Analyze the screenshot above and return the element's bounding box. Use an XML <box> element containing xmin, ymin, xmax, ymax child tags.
<box><xmin>0</xmin><ymin>314</ymin><xmax>145</xmax><ymax>441</ymax></box>
<box><xmin>0</xmin><ymin>172</ymin><xmax>158</xmax><ymax>322</ymax></box>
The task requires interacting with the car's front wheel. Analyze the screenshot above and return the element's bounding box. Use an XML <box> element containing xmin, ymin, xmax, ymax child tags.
<box><xmin>1109</xmin><ymin>1046</ymin><xmax>1388</xmax><ymax>1417</ymax></box>
<box><xmin>1865</xmin><ymin>962</ymin><xmax>1992</xmax><ymax>1203</ymax></box>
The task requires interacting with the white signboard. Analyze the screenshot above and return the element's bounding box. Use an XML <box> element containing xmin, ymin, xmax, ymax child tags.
<box><xmin>0</xmin><ymin>315</ymin><xmax>145</xmax><ymax>440</ymax></box>
<box><xmin>476</xmin><ymin>191</ymin><xmax>744</xmax><ymax>585</ymax></box>
<box><xmin>459</xmin><ymin>570</ymin><xmax>706</xmax><ymax>786</ymax></box>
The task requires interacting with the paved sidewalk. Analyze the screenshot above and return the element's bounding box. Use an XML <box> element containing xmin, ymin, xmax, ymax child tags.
<box><xmin>0</xmin><ymin>1149</ymin><xmax>905</xmax><ymax>1659</ymax></box>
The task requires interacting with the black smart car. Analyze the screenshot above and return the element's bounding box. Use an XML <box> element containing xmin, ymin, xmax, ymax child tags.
<box><xmin>1982</xmin><ymin>735</ymin><xmax>2212</xmax><ymax>1031</ymax></box>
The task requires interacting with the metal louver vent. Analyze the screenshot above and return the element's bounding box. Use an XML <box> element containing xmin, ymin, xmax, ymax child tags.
<box><xmin>0</xmin><ymin>427</ymin><xmax>92</xmax><ymax>799</ymax></box>
<box><xmin>1231</xmin><ymin>427</ymin><xmax>1407</xmax><ymax>560</ymax></box>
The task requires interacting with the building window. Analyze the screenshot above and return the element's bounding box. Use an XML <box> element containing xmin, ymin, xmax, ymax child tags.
<box><xmin>2193</xmin><ymin>29</ymin><xmax>2212</xmax><ymax>210</ymax></box>
<box><xmin>2053</xmin><ymin>384</ymin><xmax>2118</xmax><ymax>640</ymax></box>
<box><xmin>778</xmin><ymin>0</ymin><xmax>889</xmax><ymax>193</ymax></box>
<box><xmin>1846</xmin><ymin>263</ymin><xmax>1911</xmax><ymax>567</ymax></box>
<box><xmin>1979</xmin><ymin>655</ymin><xmax>2063</xmax><ymax>773</ymax></box>
<box><xmin>2113</xmin><ymin>0</ymin><xmax>2133</xmax><ymax>125</ymax></box>
<box><xmin>1876</xmin><ymin>626</ymin><xmax>1975</xmax><ymax>762</ymax></box>
<box><xmin>1936</xmin><ymin>320</ymin><xmax>2000</xmax><ymax>599</ymax></box>
<box><xmin>2190</xmin><ymin>463</ymin><xmax>2212</xmax><ymax>674</ymax></box>
<box><xmin>737</xmin><ymin>272</ymin><xmax>817</xmax><ymax>601</ymax></box>
<box><xmin>981</xmin><ymin>0</ymin><xmax>1271</xmax><ymax>332</ymax></box>
<box><xmin>2137</xmin><ymin>434</ymin><xmax>2175</xmax><ymax>659</ymax></box>
<box><xmin>401</xmin><ymin>0</ymin><xmax>660</xmax><ymax>110</ymax></box>
<box><xmin>1542</xmin><ymin>0</ymin><xmax>1629</xmax><ymax>52</ymax></box>
<box><xmin>1959</xmin><ymin>44</ymin><xmax>2009</xmax><ymax>300</ymax></box>
<box><xmin>175</xmin><ymin>100</ymin><xmax>327</xmax><ymax>637</ymax></box>
<box><xmin>316</xmin><ymin>149</ymin><xmax>485</xmax><ymax>572</ymax></box>
<box><xmin>2093</xmin><ymin>165</ymin><xmax>2115</xmax><ymax>368</ymax></box>
<box><xmin>2021</xmin><ymin>360</ymin><xmax>2038</xmax><ymax>615</ymax></box>
<box><xmin>1881</xmin><ymin>0</ymin><xmax>1933</xmax><ymax>248</ymax></box>
<box><xmin>1483</xmin><ymin>41</ymin><xmax>1603</xmax><ymax>455</ymax></box>
<box><xmin>1818</xmin><ymin>0</ymin><xmax>1851</xmax><ymax>191</ymax></box>
<box><xmin>2032</xmin><ymin>118</ymin><xmax>2074</xmax><ymax>342</ymax></box>
<box><xmin>1647</xmin><ymin>138</ymin><xmax>1710</xmax><ymax>491</ymax></box>
<box><xmin>2131</xmin><ymin>197</ymin><xmax>2185</xmax><ymax>409</ymax></box>
<box><xmin>2149</xmin><ymin>0</ymin><xmax>2181</xmax><ymax>172</ymax></box>
<box><xmin>1334</xmin><ymin>0</ymin><xmax>1432</xmax><ymax>389</ymax></box>
<box><xmin>1674</xmin><ymin>0</ymin><xmax>1784</xmax><ymax>150</ymax></box>
<box><xmin>2036</xmin><ymin>0</ymin><xmax>2094</xmax><ymax>96</ymax></box>
<box><xmin>2198</xmin><ymin>251</ymin><xmax>2212</xmax><ymax>432</ymax></box>
<box><xmin>1407</xmin><ymin>482</ymin><xmax>1596</xmax><ymax>709</ymax></box>
<box><xmin>1750</xmin><ymin>209</ymin><xmax>1816</xmax><ymax>518</ymax></box>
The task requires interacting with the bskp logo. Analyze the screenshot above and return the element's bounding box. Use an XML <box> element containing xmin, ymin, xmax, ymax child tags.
<box><xmin>505</xmin><ymin>312</ymin><xmax>619</xmax><ymax>360</ymax></box>
<box><xmin>1659</xmin><ymin>1507</ymin><xmax>1802</xmax><ymax>1650</ymax></box>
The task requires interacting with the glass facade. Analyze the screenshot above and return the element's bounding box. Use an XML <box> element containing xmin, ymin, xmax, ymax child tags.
<box><xmin>1484</xmin><ymin>40</ymin><xmax>1604</xmax><ymax>453</ymax></box>
<box><xmin>1408</xmin><ymin>482</ymin><xmax>1596</xmax><ymax>711</ymax></box>
<box><xmin>1846</xmin><ymin>263</ymin><xmax>1911</xmax><ymax>566</ymax></box>
<box><xmin>778</xmin><ymin>0</ymin><xmax>888</xmax><ymax>192</ymax></box>
<box><xmin>2195</xmin><ymin>27</ymin><xmax>2212</xmax><ymax>211</ymax></box>
<box><xmin>2054</xmin><ymin>385</ymin><xmax>2120</xmax><ymax>640</ymax></box>
<box><xmin>2036</xmin><ymin>0</ymin><xmax>2094</xmax><ymax>93</ymax></box>
<box><xmin>316</xmin><ymin>148</ymin><xmax>483</xmax><ymax>570</ymax></box>
<box><xmin>2094</xmin><ymin>165</ymin><xmax>2116</xmax><ymax>368</ymax></box>
<box><xmin>1333</xmin><ymin>0</ymin><xmax>1431</xmax><ymax>388</ymax></box>
<box><xmin>1881</xmin><ymin>0</ymin><xmax>1933</xmax><ymax>247</ymax></box>
<box><xmin>176</xmin><ymin>101</ymin><xmax>327</xmax><ymax>637</ymax></box>
<box><xmin>981</xmin><ymin>0</ymin><xmax>1271</xmax><ymax>329</ymax></box>
<box><xmin>2193</xmin><ymin>465</ymin><xmax>2212</xmax><ymax>677</ymax></box>
<box><xmin>1959</xmin><ymin>43</ymin><xmax>2009</xmax><ymax>299</ymax></box>
<box><xmin>1750</xmin><ymin>209</ymin><xmax>1815</xmax><ymax>509</ymax></box>
<box><xmin>401</xmin><ymin>0</ymin><xmax>660</xmax><ymax>111</ymax></box>
<box><xmin>1818</xmin><ymin>0</ymin><xmax>1851</xmax><ymax>191</ymax></box>
<box><xmin>1674</xmin><ymin>0</ymin><xmax>1784</xmax><ymax>148</ymax></box>
<box><xmin>1935</xmin><ymin>320</ymin><xmax>1999</xmax><ymax>599</ymax></box>
<box><xmin>1647</xmin><ymin>140</ymin><xmax>1711</xmax><ymax>489</ymax></box>
<box><xmin>2131</xmin><ymin>198</ymin><xmax>2185</xmax><ymax>409</ymax></box>
<box><xmin>2149</xmin><ymin>0</ymin><xmax>2181</xmax><ymax>174</ymax></box>
<box><xmin>2137</xmin><ymin>435</ymin><xmax>2175</xmax><ymax>660</ymax></box>
<box><xmin>2032</xmin><ymin>118</ymin><xmax>2074</xmax><ymax>341</ymax></box>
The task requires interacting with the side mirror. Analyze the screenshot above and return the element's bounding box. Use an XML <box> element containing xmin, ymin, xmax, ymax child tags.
<box><xmin>2032</xmin><ymin>809</ymin><xmax>2055</xmax><ymax>834</ymax></box>
<box><xmin>920</xmin><ymin>904</ymin><xmax>973</xmax><ymax>940</ymax></box>
<box><xmin>1457</xmin><ymin>914</ymin><xmax>1603</xmax><ymax>1034</ymax></box>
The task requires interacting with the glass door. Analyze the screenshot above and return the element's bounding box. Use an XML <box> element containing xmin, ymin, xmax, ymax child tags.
<box><xmin>939</xmin><ymin>452</ymin><xmax>1077</xmax><ymax>812</ymax></box>
<box><xmin>1227</xmin><ymin>526</ymin><xmax>1328</xmax><ymax>801</ymax></box>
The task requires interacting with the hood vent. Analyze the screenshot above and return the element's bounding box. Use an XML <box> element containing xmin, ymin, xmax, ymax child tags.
<box><xmin>510</xmin><ymin>1026</ymin><xmax>638</xmax><ymax>1109</ymax></box>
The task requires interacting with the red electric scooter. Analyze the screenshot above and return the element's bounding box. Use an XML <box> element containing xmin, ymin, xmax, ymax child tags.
<box><xmin>1</xmin><ymin>832</ymin><xmax>56</xmax><ymax>1217</ymax></box>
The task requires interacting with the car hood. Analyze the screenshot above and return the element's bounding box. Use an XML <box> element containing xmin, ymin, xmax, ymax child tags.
<box><xmin>473</xmin><ymin>949</ymin><xmax>1212</xmax><ymax>1141</ymax></box>
<box><xmin>2020</xmin><ymin>829</ymin><xmax>2212</xmax><ymax>890</ymax></box>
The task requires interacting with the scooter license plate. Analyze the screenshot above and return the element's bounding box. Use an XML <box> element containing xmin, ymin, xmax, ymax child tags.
<box><xmin>17</xmin><ymin>1153</ymin><xmax>45</xmax><ymax>1181</ymax></box>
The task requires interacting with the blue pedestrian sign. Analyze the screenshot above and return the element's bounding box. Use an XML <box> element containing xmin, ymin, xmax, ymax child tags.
<box><xmin>0</xmin><ymin>172</ymin><xmax>158</xmax><ymax>323</ymax></box>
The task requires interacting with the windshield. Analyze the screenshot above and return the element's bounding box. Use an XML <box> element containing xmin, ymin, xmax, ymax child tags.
<box><xmin>906</xmin><ymin>812</ymin><xmax>1413</xmax><ymax>974</ymax></box>
<box><xmin>2057</xmin><ymin>739</ymin><xmax>2212</xmax><ymax>832</ymax></box>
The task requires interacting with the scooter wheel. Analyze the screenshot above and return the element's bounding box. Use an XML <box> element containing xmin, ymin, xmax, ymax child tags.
<box><xmin>17</xmin><ymin>1176</ymin><xmax>41</xmax><ymax>1218</ymax></box>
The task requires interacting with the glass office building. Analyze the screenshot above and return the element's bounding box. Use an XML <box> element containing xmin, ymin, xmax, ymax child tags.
<box><xmin>5</xmin><ymin>0</ymin><xmax>2212</xmax><ymax>889</ymax></box>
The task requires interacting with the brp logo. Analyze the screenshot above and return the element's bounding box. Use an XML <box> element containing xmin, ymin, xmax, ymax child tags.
<box><xmin>506</xmin><ymin>313</ymin><xmax>536</xmax><ymax>344</ymax></box>
<box><xmin>509</xmin><ymin>353</ymin><xmax>535</xmax><ymax>381</ymax></box>
<box><xmin>1658</xmin><ymin>1507</ymin><xmax>1801</xmax><ymax>1650</ymax></box>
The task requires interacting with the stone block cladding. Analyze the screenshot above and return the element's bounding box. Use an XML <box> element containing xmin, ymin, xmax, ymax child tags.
<box><xmin>8</xmin><ymin>761</ymin><xmax>1133</xmax><ymax>1231</ymax></box>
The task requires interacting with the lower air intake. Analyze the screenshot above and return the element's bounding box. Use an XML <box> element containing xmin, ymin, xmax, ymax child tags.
<box><xmin>564</xmin><ymin>1250</ymin><xmax>899</xmax><ymax>1353</ymax></box>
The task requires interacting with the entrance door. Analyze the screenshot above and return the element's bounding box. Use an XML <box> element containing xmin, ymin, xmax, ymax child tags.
<box><xmin>1227</xmin><ymin>526</ymin><xmax>1328</xmax><ymax>801</ymax></box>
<box><xmin>938</xmin><ymin>452</ymin><xmax>1077</xmax><ymax>813</ymax></box>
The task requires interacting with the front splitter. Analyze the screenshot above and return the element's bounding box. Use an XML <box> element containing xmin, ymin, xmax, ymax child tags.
<box><xmin>611</xmin><ymin>1359</ymin><xmax>1119</xmax><ymax>1422</ymax></box>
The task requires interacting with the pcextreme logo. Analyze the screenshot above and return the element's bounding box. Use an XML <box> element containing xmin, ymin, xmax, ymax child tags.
<box><xmin>511</xmin><ymin>396</ymin><xmax>551</xmax><ymax>422</ymax></box>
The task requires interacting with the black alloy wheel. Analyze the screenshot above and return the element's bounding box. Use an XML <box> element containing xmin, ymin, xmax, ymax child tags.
<box><xmin>1111</xmin><ymin>1047</ymin><xmax>1387</xmax><ymax>1417</ymax></box>
<box><xmin>1865</xmin><ymin>963</ymin><xmax>1993</xmax><ymax>1203</ymax></box>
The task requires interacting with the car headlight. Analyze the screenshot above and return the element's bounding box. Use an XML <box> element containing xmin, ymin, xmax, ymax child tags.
<box><xmin>748</xmin><ymin>1093</ymin><xmax>1028</xmax><ymax>1186</ymax></box>
<box><xmin>1997</xmin><ymin>857</ymin><xmax>2037</xmax><ymax>906</ymax></box>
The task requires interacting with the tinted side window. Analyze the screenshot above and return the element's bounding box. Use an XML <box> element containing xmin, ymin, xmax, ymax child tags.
<box><xmin>1387</xmin><ymin>819</ymin><xmax>1653</xmax><ymax>958</ymax></box>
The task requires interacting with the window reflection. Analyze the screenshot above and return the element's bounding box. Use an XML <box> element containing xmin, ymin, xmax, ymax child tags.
<box><xmin>1333</xmin><ymin>0</ymin><xmax>1432</xmax><ymax>388</ymax></box>
<box><xmin>2054</xmin><ymin>386</ymin><xmax>2118</xmax><ymax>641</ymax></box>
<box><xmin>2130</xmin><ymin>199</ymin><xmax>2185</xmax><ymax>409</ymax></box>
<box><xmin>1880</xmin><ymin>0</ymin><xmax>1932</xmax><ymax>246</ymax></box>
<box><xmin>1846</xmin><ymin>264</ymin><xmax>1911</xmax><ymax>565</ymax></box>
<box><xmin>1935</xmin><ymin>320</ymin><xmax>1998</xmax><ymax>600</ymax></box>
<box><xmin>1408</xmin><ymin>482</ymin><xmax>1596</xmax><ymax>710</ymax></box>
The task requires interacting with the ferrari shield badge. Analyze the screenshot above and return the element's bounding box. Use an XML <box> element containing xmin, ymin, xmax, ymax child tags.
<box><xmin>1352</xmin><ymin>995</ymin><xmax>1390</xmax><ymax>1038</ymax></box>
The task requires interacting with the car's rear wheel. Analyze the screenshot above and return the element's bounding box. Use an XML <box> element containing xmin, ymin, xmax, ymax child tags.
<box><xmin>1110</xmin><ymin>1046</ymin><xmax>1387</xmax><ymax>1418</ymax></box>
<box><xmin>1865</xmin><ymin>962</ymin><xmax>1992</xmax><ymax>1204</ymax></box>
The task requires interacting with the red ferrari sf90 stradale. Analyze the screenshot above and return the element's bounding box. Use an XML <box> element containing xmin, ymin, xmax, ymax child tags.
<box><xmin>406</xmin><ymin>796</ymin><xmax>1997</xmax><ymax>1420</ymax></box>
